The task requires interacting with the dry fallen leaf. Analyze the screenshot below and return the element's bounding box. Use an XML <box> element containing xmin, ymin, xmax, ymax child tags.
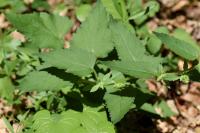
<box><xmin>0</xmin><ymin>13</ymin><xmax>9</xmax><ymax>29</ymax></box>
<box><xmin>11</xmin><ymin>31</ymin><xmax>26</xmax><ymax>42</ymax></box>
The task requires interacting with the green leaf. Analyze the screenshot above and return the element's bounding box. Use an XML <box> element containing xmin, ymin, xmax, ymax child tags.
<box><xmin>31</xmin><ymin>0</ymin><xmax>50</xmax><ymax>10</ymax></box>
<box><xmin>141</xmin><ymin>100</ymin><xmax>176</xmax><ymax>118</ymax></box>
<box><xmin>103</xmin><ymin>22</ymin><xmax>161</xmax><ymax>78</ymax></box>
<box><xmin>0</xmin><ymin>0</ymin><xmax>26</xmax><ymax>12</ymax></box>
<box><xmin>19</xmin><ymin>71</ymin><xmax>73</xmax><ymax>92</ymax></box>
<box><xmin>147</xmin><ymin>33</ymin><xmax>162</xmax><ymax>54</ymax></box>
<box><xmin>41</xmin><ymin>48</ymin><xmax>96</xmax><ymax>77</ymax></box>
<box><xmin>76</xmin><ymin>4</ymin><xmax>92</xmax><ymax>22</ymax></box>
<box><xmin>173</xmin><ymin>28</ymin><xmax>199</xmax><ymax>46</ymax></box>
<box><xmin>104</xmin><ymin>60</ymin><xmax>161</xmax><ymax>78</ymax></box>
<box><xmin>155</xmin><ymin>32</ymin><xmax>200</xmax><ymax>60</ymax></box>
<box><xmin>0</xmin><ymin>77</ymin><xmax>14</xmax><ymax>100</ymax></box>
<box><xmin>101</xmin><ymin>0</ymin><xmax>122</xmax><ymax>19</ymax></box>
<box><xmin>104</xmin><ymin>93</ymin><xmax>135</xmax><ymax>124</ymax></box>
<box><xmin>156</xmin><ymin>100</ymin><xmax>177</xmax><ymax>118</ymax></box>
<box><xmin>7</xmin><ymin>13</ymin><xmax>72</xmax><ymax>49</ymax></box>
<box><xmin>157</xmin><ymin>73</ymin><xmax>180</xmax><ymax>81</ymax></box>
<box><xmin>147</xmin><ymin>26</ymin><xmax>169</xmax><ymax>54</ymax></box>
<box><xmin>0</xmin><ymin>0</ymin><xmax>11</xmax><ymax>7</ymax></box>
<box><xmin>31</xmin><ymin>108</ymin><xmax>115</xmax><ymax>133</ymax></box>
<box><xmin>71</xmin><ymin>2</ymin><xmax>113</xmax><ymax>58</ymax></box>
<box><xmin>145</xmin><ymin>1</ymin><xmax>160</xmax><ymax>17</ymax></box>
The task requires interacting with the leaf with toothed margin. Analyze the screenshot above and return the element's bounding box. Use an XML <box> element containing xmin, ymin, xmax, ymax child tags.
<box><xmin>19</xmin><ymin>71</ymin><xmax>73</xmax><ymax>92</ymax></box>
<box><xmin>102</xmin><ymin>22</ymin><xmax>162</xmax><ymax>78</ymax></box>
<box><xmin>104</xmin><ymin>93</ymin><xmax>135</xmax><ymax>124</ymax></box>
<box><xmin>155</xmin><ymin>32</ymin><xmax>200</xmax><ymax>61</ymax></box>
<box><xmin>7</xmin><ymin>13</ymin><xmax>72</xmax><ymax>49</ymax></box>
<box><xmin>40</xmin><ymin>48</ymin><xmax>96</xmax><ymax>77</ymax></box>
<box><xmin>70</xmin><ymin>2</ymin><xmax>114</xmax><ymax>58</ymax></box>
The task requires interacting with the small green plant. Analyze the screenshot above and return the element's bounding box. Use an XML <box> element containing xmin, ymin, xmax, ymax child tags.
<box><xmin>1</xmin><ymin>0</ymin><xmax>200</xmax><ymax>132</ymax></box>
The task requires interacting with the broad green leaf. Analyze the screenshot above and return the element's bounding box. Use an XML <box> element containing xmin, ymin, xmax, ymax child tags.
<box><xmin>141</xmin><ymin>100</ymin><xmax>176</xmax><ymax>118</ymax></box>
<box><xmin>101</xmin><ymin>0</ymin><xmax>122</xmax><ymax>19</ymax></box>
<box><xmin>41</xmin><ymin>48</ymin><xmax>96</xmax><ymax>77</ymax></box>
<box><xmin>157</xmin><ymin>73</ymin><xmax>180</xmax><ymax>81</ymax></box>
<box><xmin>173</xmin><ymin>28</ymin><xmax>198</xmax><ymax>45</ymax></box>
<box><xmin>104</xmin><ymin>22</ymin><xmax>161</xmax><ymax>78</ymax></box>
<box><xmin>156</xmin><ymin>100</ymin><xmax>177</xmax><ymax>118</ymax></box>
<box><xmin>19</xmin><ymin>71</ymin><xmax>73</xmax><ymax>92</ymax></box>
<box><xmin>71</xmin><ymin>2</ymin><xmax>113</xmax><ymax>58</ymax></box>
<box><xmin>173</xmin><ymin>28</ymin><xmax>200</xmax><ymax>53</ymax></box>
<box><xmin>7</xmin><ymin>13</ymin><xmax>72</xmax><ymax>49</ymax></box>
<box><xmin>104</xmin><ymin>93</ymin><xmax>135</xmax><ymax>124</ymax></box>
<box><xmin>31</xmin><ymin>108</ymin><xmax>115</xmax><ymax>133</ymax></box>
<box><xmin>76</xmin><ymin>4</ymin><xmax>92</xmax><ymax>22</ymax></box>
<box><xmin>104</xmin><ymin>60</ymin><xmax>160</xmax><ymax>78</ymax></box>
<box><xmin>110</xmin><ymin>22</ymin><xmax>145</xmax><ymax>62</ymax></box>
<box><xmin>147</xmin><ymin>26</ymin><xmax>169</xmax><ymax>54</ymax></box>
<box><xmin>0</xmin><ymin>77</ymin><xmax>14</xmax><ymax>100</ymax></box>
<box><xmin>155</xmin><ymin>32</ymin><xmax>200</xmax><ymax>60</ymax></box>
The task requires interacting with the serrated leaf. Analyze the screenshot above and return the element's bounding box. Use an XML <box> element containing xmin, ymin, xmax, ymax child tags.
<box><xmin>155</xmin><ymin>32</ymin><xmax>200</xmax><ymax>60</ymax></box>
<box><xmin>76</xmin><ymin>4</ymin><xmax>92</xmax><ymax>22</ymax></box>
<box><xmin>103</xmin><ymin>22</ymin><xmax>161</xmax><ymax>78</ymax></box>
<box><xmin>104</xmin><ymin>93</ymin><xmax>135</xmax><ymax>124</ymax></box>
<box><xmin>31</xmin><ymin>108</ymin><xmax>115</xmax><ymax>133</ymax></box>
<box><xmin>41</xmin><ymin>48</ymin><xmax>96</xmax><ymax>77</ymax></box>
<box><xmin>19</xmin><ymin>71</ymin><xmax>73</xmax><ymax>92</ymax></box>
<box><xmin>0</xmin><ymin>77</ymin><xmax>14</xmax><ymax>101</ymax></box>
<box><xmin>104</xmin><ymin>60</ymin><xmax>160</xmax><ymax>78</ymax></box>
<box><xmin>141</xmin><ymin>100</ymin><xmax>176</xmax><ymax>118</ymax></box>
<box><xmin>7</xmin><ymin>13</ymin><xmax>72</xmax><ymax>49</ymax></box>
<box><xmin>110</xmin><ymin>22</ymin><xmax>145</xmax><ymax>61</ymax></box>
<box><xmin>101</xmin><ymin>0</ymin><xmax>122</xmax><ymax>19</ymax></box>
<box><xmin>71</xmin><ymin>2</ymin><xmax>113</xmax><ymax>58</ymax></box>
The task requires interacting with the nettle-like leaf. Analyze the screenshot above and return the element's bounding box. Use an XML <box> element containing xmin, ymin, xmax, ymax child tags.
<box><xmin>31</xmin><ymin>108</ymin><xmax>115</xmax><ymax>133</ymax></box>
<box><xmin>7</xmin><ymin>13</ymin><xmax>72</xmax><ymax>49</ymax></box>
<box><xmin>19</xmin><ymin>71</ymin><xmax>73</xmax><ymax>92</ymax></box>
<box><xmin>141</xmin><ymin>100</ymin><xmax>176</xmax><ymax>118</ymax></box>
<box><xmin>101</xmin><ymin>0</ymin><xmax>122</xmax><ymax>20</ymax></box>
<box><xmin>76</xmin><ymin>4</ymin><xmax>92</xmax><ymax>22</ymax></box>
<box><xmin>41</xmin><ymin>48</ymin><xmax>96</xmax><ymax>77</ymax></box>
<box><xmin>155</xmin><ymin>32</ymin><xmax>200</xmax><ymax>61</ymax></box>
<box><xmin>104</xmin><ymin>93</ymin><xmax>135</xmax><ymax>124</ymax></box>
<box><xmin>104</xmin><ymin>22</ymin><xmax>161</xmax><ymax>78</ymax></box>
<box><xmin>173</xmin><ymin>28</ymin><xmax>200</xmax><ymax>50</ymax></box>
<box><xmin>71</xmin><ymin>2</ymin><xmax>113</xmax><ymax>58</ymax></box>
